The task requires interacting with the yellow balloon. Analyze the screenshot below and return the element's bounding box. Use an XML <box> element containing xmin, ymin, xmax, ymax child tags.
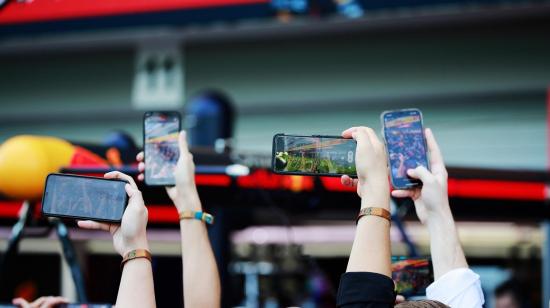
<box><xmin>0</xmin><ymin>135</ymin><xmax>74</xmax><ymax>200</ymax></box>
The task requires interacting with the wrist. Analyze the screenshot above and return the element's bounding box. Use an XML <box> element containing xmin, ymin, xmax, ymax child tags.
<box><xmin>173</xmin><ymin>190</ymin><xmax>202</xmax><ymax>212</ymax></box>
<box><xmin>426</xmin><ymin>205</ymin><xmax>455</xmax><ymax>231</ymax></box>
<box><xmin>359</xmin><ymin>182</ymin><xmax>390</xmax><ymax>210</ymax></box>
<box><xmin>122</xmin><ymin>237</ymin><xmax>149</xmax><ymax>257</ymax></box>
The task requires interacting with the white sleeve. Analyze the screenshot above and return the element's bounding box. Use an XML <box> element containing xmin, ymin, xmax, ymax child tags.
<box><xmin>426</xmin><ymin>268</ymin><xmax>485</xmax><ymax>308</ymax></box>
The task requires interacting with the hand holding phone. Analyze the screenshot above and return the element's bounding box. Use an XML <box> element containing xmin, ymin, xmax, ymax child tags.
<box><xmin>391</xmin><ymin>128</ymin><xmax>450</xmax><ymax>226</ymax></box>
<box><xmin>77</xmin><ymin>171</ymin><xmax>149</xmax><ymax>257</ymax></box>
<box><xmin>137</xmin><ymin>131</ymin><xmax>201</xmax><ymax>212</ymax></box>
<box><xmin>339</xmin><ymin>126</ymin><xmax>389</xmax><ymax>203</ymax></box>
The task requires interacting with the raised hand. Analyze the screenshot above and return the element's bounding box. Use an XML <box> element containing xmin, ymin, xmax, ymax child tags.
<box><xmin>77</xmin><ymin>171</ymin><xmax>149</xmax><ymax>256</ymax></box>
<box><xmin>391</xmin><ymin>128</ymin><xmax>449</xmax><ymax>224</ymax></box>
<box><xmin>339</xmin><ymin>126</ymin><xmax>389</xmax><ymax>207</ymax></box>
<box><xmin>137</xmin><ymin>131</ymin><xmax>201</xmax><ymax>212</ymax></box>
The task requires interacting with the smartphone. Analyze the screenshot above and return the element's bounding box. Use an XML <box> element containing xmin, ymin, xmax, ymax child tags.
<box><xmin>272</xmin><ymin>134</ymin><xmax>356</xmax><ymax>177</ymax></box>
<box><xmin>41</xmin><ymin>173</ymin><xmax>128</xmax><ymax>222</ymax></box>
<box><xmin>143</xmin><ymin>111</ymin><xmax>181</xmax><ymax>186</ymax></box>
<box><xmin>391</xmin><ymin>256</ymin><xmax>433</xmax><ymax>296</ymax></box>
<box><xmin>381</xmin><ymin>109</ymin><xmax>429</xmax><ymax>189</ymax></box>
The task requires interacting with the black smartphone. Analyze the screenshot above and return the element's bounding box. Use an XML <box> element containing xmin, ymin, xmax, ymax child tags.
<box><xmin>143</xmin><ymin>111</ymin><xmax>181</xmax><ymax>186</ymax></box>
<box><xmin>381</xmin><ymin>109</ymin><xmax>429</xmax><ymax>189</ymax></box>
<box><xmin>272</xmin><ymin>134</ymin><xmax>356</xmax><ymax>177</ymax></box>
<box><xmin>41</xmin><ymin>173</ymin><xmax>128</xmax><ymax>222</ymax></box>
<box><xmin>391</xmin><ymin>256</ymin><xmax>433</xmax><ymax>297</ymax></box>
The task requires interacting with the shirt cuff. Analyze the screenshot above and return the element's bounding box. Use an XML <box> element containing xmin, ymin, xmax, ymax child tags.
<box><xmin>426</xmin><ymin>268</ymin><xmax>481</xmax><ymax>303</ymax></box>
<box><xmin>336</xmin><ymin>272</ymin><xmax>395</xmax><ymax>306</ymax></box>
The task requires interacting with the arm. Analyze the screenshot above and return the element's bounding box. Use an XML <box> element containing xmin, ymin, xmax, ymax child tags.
<box><xmin>343</xmin><ymin>127</ymin><xmax>391</xmax><ymax>276</ymax></box>
<box><xmin>423</xmin><ymin>197</ymin><xmax>467</xmax><ymax>280</ymax></box>
<box><xmin>336</xmin><ymin>127</ymin><xmax>395</xmax><ymax>308</ymax></box>
<box><xmin>137</xmin><ymin>131</ymin><xmax>221</xmax><ymax>308</ymax></box>
<box><xmin>392</xmin><ymin>129</ymin><xmax>483</xmax><ymax>307</ymax></box>
<box><xmin>117</xmin><ymin>258</ymin><xmax>156</xmax><ymax>308</ymax></box>
<box><xmin>176</xmin><ymin>187</ymin><xmax>221</xmax><ymax>308</ymax></box>
<box><xmin>78</xmin><ymin>172</ymin><xmax>156</xmax><ymax>308</ymax></box>
<box><xmin>392</xmin><ymin>128</ymin><xmax>467</xmax><ymax>279</ymax></box>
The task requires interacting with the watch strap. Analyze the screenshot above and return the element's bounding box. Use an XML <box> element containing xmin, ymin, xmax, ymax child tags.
<box><xmin>121</xmin><ymin>249</ymin><xmax>152</xmax><ymax>270</ymax></box>
<box><xmin>356</xmin><ymin>207</ymin><xmax>391</xmax><ymax>224</ymax></box>
<box><xmin>179</xmin><ymin>210</ymin><xmax>214</xmax><ymax>225</ymax></box>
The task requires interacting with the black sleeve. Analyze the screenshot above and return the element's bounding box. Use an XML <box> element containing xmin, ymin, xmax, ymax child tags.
<box><xmin>336</xmin><ymin>272</ymin><xmax>396</xmax><ymax>308</ymax></box>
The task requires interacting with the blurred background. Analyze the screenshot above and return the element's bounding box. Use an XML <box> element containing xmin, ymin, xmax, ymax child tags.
<box><xmin>0</xmin><ymin>0</ymin><xmax>549</xmax><ymax>307</ymax></box>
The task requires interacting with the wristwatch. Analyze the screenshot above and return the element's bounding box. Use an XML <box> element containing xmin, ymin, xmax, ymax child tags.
<box><xmin>356</xmin><ymin>207</ymin><xmax>391</xmax><ymax>224</ymax></box>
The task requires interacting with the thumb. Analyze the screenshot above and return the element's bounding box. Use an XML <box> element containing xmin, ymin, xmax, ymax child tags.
<box><xmin>178</xmin><ymin>131</ymin><xmax>189</xmax><ymax>155</ymax></box>
<box><xmin>407</xmin><ymin>166</ymin><xmax>434</xmax><ymax>183</ymax></box>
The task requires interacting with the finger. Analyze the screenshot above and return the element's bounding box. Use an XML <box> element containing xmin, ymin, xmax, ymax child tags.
<box><xmin>178</xmin><ymin>131</ymin><xmax>189</xmax><ymax>155</ymax></box>
<box><xmin>12</xmin><ymin>298</ymin><xmax>30</xmax><ymax>308</ymax></box>
<box><xmin>104</xmin><ymin>171</ymin><xmax>138</xmax><ymax>189</ymax></box>
<box><xmin>77</xmin><ymin>220</ymin><xmax>111</xmax><ymax>231</ymax></box>
<box><xmin>391</xmin><ymin>190</ymin><xmax>414</xmax><ymax>198</ymax></box>
<box><xmin>341</xmin><ymin>175</ymin><xmax>351</xmax><ymax>186</ymax></box>
<box><xmin>30</xmin><ymin>296</ymin><xmax>47</xmax><ymax>307</ymax></box>
<box><xmin>136</xmin><ymin>151</ymin><xmax>144</xmax><ymax>162</ymax></box>
<box><xmin>341</xmin><ymin>127</ymin><xmax>358</xmax><ymax>139</ymax></box>
<box><xmin>124</xmin><ymin>183</ymin><xmax>142</xmax><ymax>199</ymax></box>
<box><xmin>138</xmin><ymin>162</ymin><xmax>145</xmax><ymax>173</ymax></box>
<box><xmin>39</xmin><ymin>296</ymin><xmax>69</xmax><ymax>308</ymax></box>
<box><xmin>363</xmin><ymin>127</ymin><xmax>383</xmax><ymax>147</ymax></box>
<box><xmin>425</xmin><ymin>128</ymin><xmax>445</xmax><ymax>171</ymax></box>
<box><xmin>351</xmin><ymin>127</ymin><xmax>372</xmax><ymax>146</ymax></box>
<box><xmin>407</xmin><ymin>166</ymin><xmax>434</xmax><ymax>183</ymax></box>
<box><xmin>137</xmin><ymin>174</ymin><xmax>144</xmax><ymax>181</ymax></box>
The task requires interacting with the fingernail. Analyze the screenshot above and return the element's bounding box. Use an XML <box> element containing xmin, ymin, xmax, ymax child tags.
<box><xmin>407</xmin><ymin>169</ymin><xmax>414</xmax><ymax>175</ymax></box>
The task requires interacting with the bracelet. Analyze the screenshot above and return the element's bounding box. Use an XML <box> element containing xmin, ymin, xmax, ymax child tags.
<box><xmin>121</xmin><ymin>249</ymin><xmax>152</xmax><ymax>270</ymax></box>
<box><xmin>356</xmin><ymin>207</ymin><xmax>391</xmax><ymax>224</ymax></box>
<box><xmin>179</xmin><ymin>210</ymin><xmax>214</xmax><ymax>225</ymax></box>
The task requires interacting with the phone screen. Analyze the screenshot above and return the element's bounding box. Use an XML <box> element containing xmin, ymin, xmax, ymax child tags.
<box><xmin>42</xmin><ymin>174</ymin><xmax>128</xmax><ymax>222</ymax></box>
<box><xmin>383</xmin><ymin>109</ymin><xmax>428</xmax><ymax>188</ymax></box>
<box><xmin>144</xmin><ymin>111</ymin><xmax>181</xmax><ymax>186</ymax></box>
<box><xmin>272</xmin><ymin>135</ymin><xmax>356</xmax><ymax>176</ymax></box>
<box><xmin>392</xmin><ymin>256</ymin><xmax>433</xmax><ymax>296</ymax></box>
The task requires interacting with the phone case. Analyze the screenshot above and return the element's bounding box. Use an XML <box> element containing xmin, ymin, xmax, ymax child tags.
<box><xmin>143</xmin><ymin>111</ymin><xmax>182</xmax><ymax>186</ymax></box>
<box><xmin>271</xmin><ymin>133</ymin><xmax>356</xmax><ymax>177</ymax></box>
<box><xmin>380</xmin><ymin>108</ymin><xmax>429</xmax><ymax>189</ymax></box>
<box><xmin>41</xmin><ymin>173</ymin><xmax>129</xmax><ymax>223</ymax></box>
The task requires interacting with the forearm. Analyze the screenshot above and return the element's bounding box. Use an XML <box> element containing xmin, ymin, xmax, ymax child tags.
<box><xmin>427</xmin><ymin>202</ymin><xmax>468</xmax><ymax>280</ymax></box>
<box><xmin>116</xmin><ymin>258</ymin><xmax>156</xmax><ymax>308</ymax></box>
<box><xmin>178</xmin><ymin>192</ymin><xmax>221</xmax><ymax>308</ymax></box>
<box><xmin>346</xmin><ymin>184</ymin><xmax>391</xmax><ymax>277</ymax></box>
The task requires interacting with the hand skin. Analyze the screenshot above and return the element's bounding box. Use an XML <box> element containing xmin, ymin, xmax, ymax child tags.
<box><xmin>339</xmin><ymin>126</ymin><xmax>392</xmax><ymax>278</ymax></box>
<box><xmin>12</xmin><ymin>296</ymin><xmax>68</xmax><ymax>308</ymax></box>
<box><xmin>137</xmin><ymin>131</ymin><xmax>221</xmax><ymax>308</ymax></box>
<box><xmin>77</xmin><ymin>171</ymin><xmax>156</xmax><ymax>308</ymax></box>
<box><xmin>391</xmin><ymin>128</ymin><xmax>468</xmax><ymax>280</ymax></box>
